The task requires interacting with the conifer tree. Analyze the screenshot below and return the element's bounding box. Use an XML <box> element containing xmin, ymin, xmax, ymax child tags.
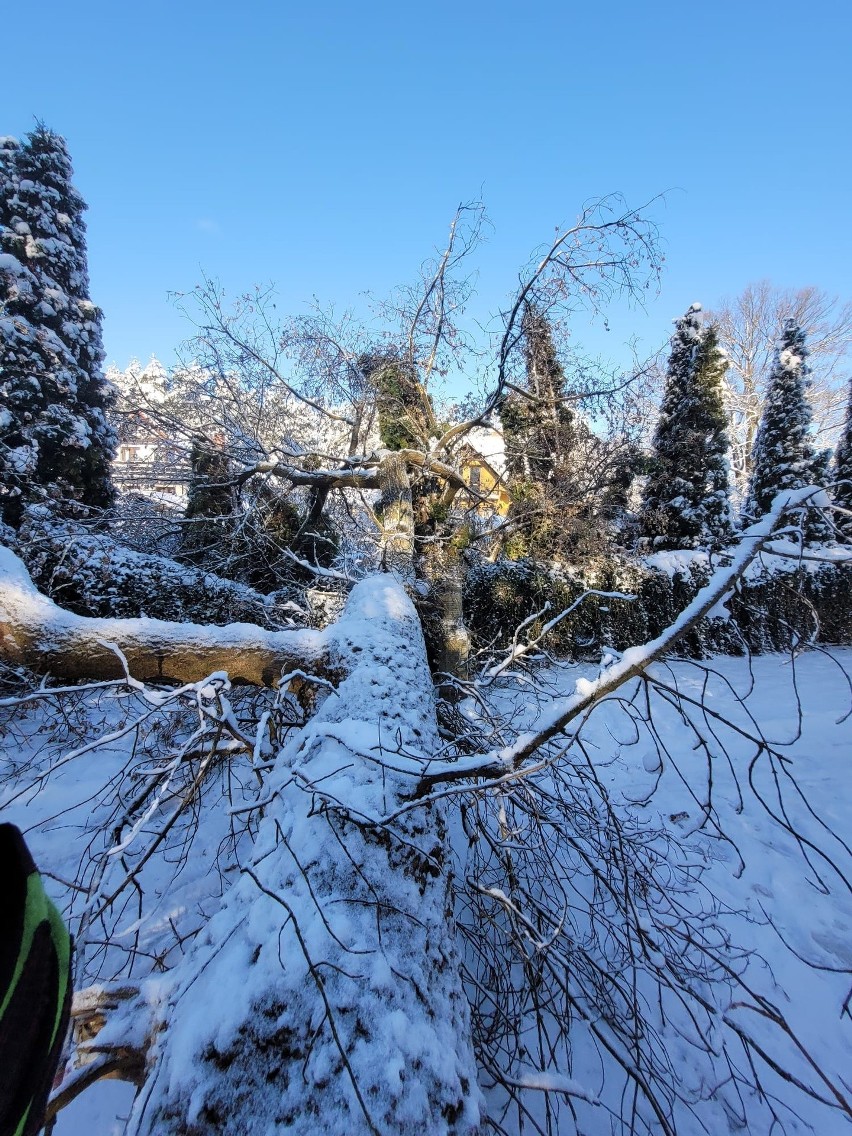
<box><xmin>499</xmin><ymin>303</ymin><xmax>641</xmax><ymax>560</ymax></box>
<box><xmin>0</xmin><ymin>125</ymin><xmax>115</xmax><ymax>527</ymax></box>
<box><xmin>744</xmin><ymin>319</ymin><xmax>831</xmax><ymax>540</ymax></box>
<box><xmin>642</xmin><ymin>303</ymin><xmax>735</xmax><ymax>550</ymax></box>
<box><xmin>831</xmin><ymin>376</ymin><xmax>852</xmax><ymax>541</ymax></box>
<box><xmin>499</xmin><ymin>304</ymin><xmax>586</xmax><ymax>556</ymax></box>
<box><xmin>501</xmin><ymin>302</ymin><xmax>577</xmax><ymax>483</ymax></box>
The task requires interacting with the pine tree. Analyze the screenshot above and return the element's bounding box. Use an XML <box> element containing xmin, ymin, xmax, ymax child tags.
<box><xmin>642</xmin><ymin>303</ymin><xmax>735</xmax><ymax>550</ymax></box>
<box><xmin>831</xmin><ymin>376</ymin><xmax>852</xmax><ymax>541</ymax></box>
<box><xmin>0</xmin><ymin>125</ymin><xmax>115</xmax><ymax>527</ymax></box>
<box><xmin>501</xmin><ymin>302</ymin><xmax>577</xmax><ymax>484</ymax></box>
<box><xmin>744</xmin><ymin>319</ymin><xmax>831</xmax><ymax>541</ymax></box>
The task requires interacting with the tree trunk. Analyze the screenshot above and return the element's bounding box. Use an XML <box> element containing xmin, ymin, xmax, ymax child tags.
<box><xmin>417</xmin><ymin>541</ymin><xmax>470</xmax><ymax>688</ymax></box>
<box><xmin>126</xmin><ymin>575</ymin><xmax>481</xmax><ymax>1135</ymax></box>
<box><xmin>0</xmin><ymin>546</ymin><xmax>325</xmax><ymax>686</ymax></box>
<box><xmin>377</xmin><ymin>452</ymin><xmax>415</xmax><ymax>580</ymax></box>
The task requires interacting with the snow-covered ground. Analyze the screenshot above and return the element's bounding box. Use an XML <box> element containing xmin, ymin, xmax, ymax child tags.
<box><xmin>469</xmin><ymin>648</ymin><xmax>852</xmax><ymax>1135</ymax></box>
<box><xmin>2</xmin><ymin>648</ymin><xmax>851</xmax><ymax>1134</ymax></box>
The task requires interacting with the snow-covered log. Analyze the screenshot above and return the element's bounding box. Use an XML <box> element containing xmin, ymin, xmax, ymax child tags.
<box><xmin>0</xmin><ymin>545</ymin><xmax>325</xmax><ymax>685</ymax></box>
<box><xmin>126</xmin><ymin>575</ymin><xmax>481</xmax><ymax>1135</ymax></box>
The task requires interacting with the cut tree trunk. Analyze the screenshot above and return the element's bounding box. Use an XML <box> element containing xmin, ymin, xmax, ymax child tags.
<box><xmin>0</xmin><ymin>546</ymin><xmax>326</xmax><ymax>685</ymax></box>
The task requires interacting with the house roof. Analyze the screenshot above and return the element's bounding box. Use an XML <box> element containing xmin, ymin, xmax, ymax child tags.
<box><xmin>460</xmin><ymin>423</ymin><xmax>506</xmax><ymax>476</ymax></box>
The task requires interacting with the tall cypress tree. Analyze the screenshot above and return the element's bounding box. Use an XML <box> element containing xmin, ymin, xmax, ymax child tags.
<box><xmin>499</xmin><ymin>303</ymin><xmax>582</xmax><ymax>556</ymax></box>
<box><xmin>0</xmin><ymin>125</ymin><xmax>115</xmax><ymax>527</ymax></box>
<box><xmin>744</xmin><ymin>319</ymin><xmax>831</xmax><ymax>540</ymax></box>
<box><xmin>831</xmin><ymin>376</ymin><xmax>852</xmax><ymax>541</ymax></box>
<box><xmin>642</xmin><ymin>304</ymin><xmax>735</xmax><ymax>549</ymax></box>
<box><xmin>501</xmin><ymin>302</ymin><xmax>577</xmax><ymax>483</ymax></box>
<box><xmin>500</xmin><ymin>303</ymin><xmax>640</xmax><ymax>559</ymax></box>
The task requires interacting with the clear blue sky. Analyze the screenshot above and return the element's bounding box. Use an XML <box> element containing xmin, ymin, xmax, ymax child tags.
<box><xmin>5</xmin><ymin>0</ymin><xmax>851</xmax><ymax>378</ymax></box>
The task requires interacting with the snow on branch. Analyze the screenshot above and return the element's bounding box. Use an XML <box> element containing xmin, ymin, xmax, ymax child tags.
<box><xmin>0</xmin><ymin>545</ymin><xmax>328</xmax><ymax>686</ymax></box>
<box><xmin>417</xmin><ymin>487</ymin><xmax>830</xmax><ymax>790</ymax></box>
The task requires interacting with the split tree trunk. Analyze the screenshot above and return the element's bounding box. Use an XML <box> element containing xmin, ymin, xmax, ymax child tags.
<box><xmin>377</xmin><ymin>451</ymin><xmax>416</xmax><ymax>580</ymax></box>
<box><xmin>417</xmin><ymin>541</ymin><xmax>470</xmax><ymax>687</ymax></box>
<box><xmin>125</xmin><ymin>575</ymin><xmax>481</xmax><ymax>1135</ymax></box>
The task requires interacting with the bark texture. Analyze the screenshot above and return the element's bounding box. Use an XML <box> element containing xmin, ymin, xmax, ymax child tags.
<box><xmin>0</xmin><ymin>546</ymin><xmax>325</xmax><ymax>685</ymax></box>
<box><xmin>418</xmin><ymin>542</ymin><xmax>470</xmax><ymax>685</ymax></box>
<box><xmin>377</xmin><ymin>452</ymin><xmax>415</xmax><ymax>580</ymax></box>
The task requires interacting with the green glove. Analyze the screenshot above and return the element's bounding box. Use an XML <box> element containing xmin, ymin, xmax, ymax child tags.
<box><xmin>0</xmin><ymin>823</ymin><xmax>72</xmax><ymax>1136</ymax></box>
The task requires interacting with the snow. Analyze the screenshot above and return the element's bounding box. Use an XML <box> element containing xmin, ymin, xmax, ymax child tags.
<box><xmin>2</xmin><ymin>546</ymin><xmax>850</xmax><ymax>1134</ymax></box>
<box><xmin>0</xmin><ymin>250</ymin><xmax>29</xmax><ymax>275</ymax></box>
<box><xmin>643</xmin><ymin>547</ymin><xmax>708</xmax><ymax>577</ymax></box>
<box><xmin>463</xmin><ymin>423</ymin><xmax>507</xmax><ymax>475</ymax></box>
<box><xmin>470</xmin><ymin>648</ymin><xmax>852</xmax><ymax>1135</ymax></box>
<box><xmin>6</xmin><ymin>443</ymin><xmax>37</xmax><ymax>473</ymax></box>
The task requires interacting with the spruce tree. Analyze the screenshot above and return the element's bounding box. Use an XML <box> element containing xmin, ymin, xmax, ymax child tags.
<box><xmin>831</xmin><ymin>376</ymin><xmax>852</xmax><ymax>541</ymax></box>
<box><xmin>0</xmin><ymin>125</ymin><xmax>115</xmax><ymax>527</ymax></box>
<box><xmin>501</xmin><ymin>302</ymin><xmax>577</xmax><ymax>483</ymax></box>
<box><xmin>744</xmin><ymin>319</ymin><xmax>831</xmax><ymax>540</ymax></box>
<box><xmin>642</xmin><ymin>303</ymin><xmax>735</xmax><ymax>550</ymax></box>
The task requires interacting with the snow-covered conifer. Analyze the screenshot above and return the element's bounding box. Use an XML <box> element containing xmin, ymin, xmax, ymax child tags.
<box><xmin>744</xmin><ymin>319</ymin><xmax>831</xmax><ymax>541</ymax></box>
<box><xmin>832</xmin><ymin>376</ymin><xmax>852</xmax><ymax>541</ymax></box>
<box><xmin>0</xmin><ymin>125</ymin><xmax>115</xmax><ymax>526</ymax></box>
<box><xmin>642</xmin><ymin>303</ymin><xmax>735</xmax><ymax>549</ymax></box>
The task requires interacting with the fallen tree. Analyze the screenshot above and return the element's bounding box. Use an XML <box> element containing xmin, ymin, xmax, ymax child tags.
<box><xmin>118</xmin><ymin>574</ymin><xmax>482</xmax><ymax>1135</ymax></box>
<box><xmin>0</xmin><ymin>544</ymin><xmax>326</xmax><ymax>686</ymax></box>
<box><xmin>4</xmin><ymin>489</ymin><xmax>851</xmax><ymax>1134</ymax></box>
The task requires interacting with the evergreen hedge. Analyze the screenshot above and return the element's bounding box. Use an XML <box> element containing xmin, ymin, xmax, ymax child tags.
<box><xmin>466</xmin><ymin>553</ymin><xmax>852</xmax><ymax>661</ymax></box>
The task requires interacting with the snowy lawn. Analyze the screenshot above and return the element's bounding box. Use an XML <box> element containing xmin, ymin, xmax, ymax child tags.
<box><xmin>467</xmin><ymin>647</ymin><xmax>852</xmax><ymax>1135</ymax></box>
<box><xmin>1</xmin><ymin>648</ymin><xmax>851</xmax><ymax>1134</ymax></box>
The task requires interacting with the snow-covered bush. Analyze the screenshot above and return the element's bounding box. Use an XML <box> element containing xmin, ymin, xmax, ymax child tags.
<box><xmin>17</xmin><ymin>507</ymin><xmax>305</xmax><ymax>630</ymax></box>
<box><xmin>466</xmin><ymin>550</ymin><xmax>852</xmax><ymax>662</ymax></box>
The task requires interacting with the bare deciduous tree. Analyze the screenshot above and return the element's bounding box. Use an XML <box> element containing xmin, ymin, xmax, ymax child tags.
<box><xmin>707</xmin><ymin>282</ymin><xmax>852</xmax><ymax>495</ymax></box>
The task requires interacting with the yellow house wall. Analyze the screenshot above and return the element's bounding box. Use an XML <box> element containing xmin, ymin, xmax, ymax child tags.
<box><xmin>461</xmin><ymin>459</ymin><xmax>511</xmax><ymax>518</ymax></box>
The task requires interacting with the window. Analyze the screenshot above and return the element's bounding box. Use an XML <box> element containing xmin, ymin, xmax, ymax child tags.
<box><xmin>468</xmin><ymin>465</ymin><xmax>482</xmax><ymax>493</ymax></box>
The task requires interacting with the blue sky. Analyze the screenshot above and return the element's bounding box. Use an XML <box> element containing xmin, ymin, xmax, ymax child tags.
<box><xmin>5</xmin><ymin>0</ymin><xmax>851</xmax><ymax>380</ymax></box>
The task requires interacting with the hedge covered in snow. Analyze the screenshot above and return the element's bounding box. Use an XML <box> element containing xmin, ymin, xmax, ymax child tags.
<box><xmin>466</xmin><ymin>549</ymin><xmax>852</xmax><ymax>661</ymax></box>
<box><xmin>14</xmin><ymin>509</ymin><xmax>305</xmax><ymax>630</ymax></box>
